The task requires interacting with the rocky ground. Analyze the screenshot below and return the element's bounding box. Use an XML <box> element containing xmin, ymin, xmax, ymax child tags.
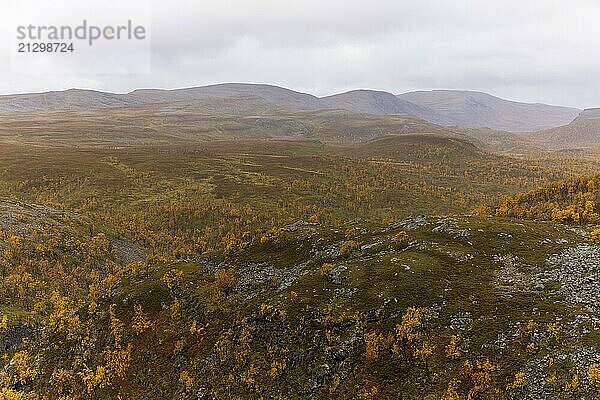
<box><xmin>493</xmin><ymin>235</ymin><xmax>600</xmax><ymax>398</ymax></box>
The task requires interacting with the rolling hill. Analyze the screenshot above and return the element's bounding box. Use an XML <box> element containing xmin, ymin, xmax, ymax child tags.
<box><xmin>0</xmin><ymin>84</ymin><xmax>430</xmax><ymax>116</ymax></box>
<box><xmin>0</xmin><ymin>106</ymin><xmax>461</xmax><ymax>147</ymax></box>
<box><xmin>1</xmin><ymin>85</ymin><xmax>600</xmax><ymax>398</ymax></box>
<box><xmin>0</xmin><ymin>85</ymin><xmax>445</xmax><ymax>121</ymax></box>
<box><xmin>528</xmin><ymin>108</ymin><xmax>600</xmax><ymax>149</ymax></box>
<box><xmin>0</xmin><ymin>103</ymin><xmax>541</xmax><ymax>155</ymax></box>
<box><xmin>398</xmin><ymin>90</ymin><xmax>580</xmax><ymax>132</ymax></box>
<box><xmin>0</xmin><ymin>85</ymin><xmax>581</xmax><ymax>134</ymax></box>
<box><xmin>454</xmin><ymin>126</ymin><xmax>541</xmax><ymax>153</ymax></box>
<box><xmin>317</xmin><ymin>89</ymin><xmax>450</xmax><ymax>122</ymax></box>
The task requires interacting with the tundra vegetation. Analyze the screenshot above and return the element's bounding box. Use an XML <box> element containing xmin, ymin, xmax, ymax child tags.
<box><xmin>0</xmin><ymin>108</ymin><xmax>600</xmax><ymax>399</ymax></box>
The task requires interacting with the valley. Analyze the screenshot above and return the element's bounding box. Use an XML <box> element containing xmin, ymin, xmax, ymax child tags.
<box><xmin>0</xmin><ymin>85</ymin><xmax>599</xmax><ymax>399</ymax></box>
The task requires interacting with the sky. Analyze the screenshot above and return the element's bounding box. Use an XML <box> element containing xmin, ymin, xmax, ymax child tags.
<box><xmin>1</xmin><ymin>0</ymin><xmax>600</xmax><ymax>108</ymax></box>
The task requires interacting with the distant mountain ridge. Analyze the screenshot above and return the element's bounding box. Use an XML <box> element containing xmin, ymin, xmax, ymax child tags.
<box><xmin>398</xmin><ymin>90</ymin><xmax>580</xmax><ymax>132</ymax></box>
<box><xmin>0</xmin><ymin>83</ymin><xmax>582</xmax><ymax>132</ymax></box>
<box><xmin>318</xmin><ymin>89</ymin><xmax>452</xmax><ymax>124</ymax></box>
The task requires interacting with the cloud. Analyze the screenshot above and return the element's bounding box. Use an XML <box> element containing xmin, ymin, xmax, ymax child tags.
<box><xmin>1</xmin><ymin>0</ymin><xmax>600</xmax><ymax>107</ymax></box>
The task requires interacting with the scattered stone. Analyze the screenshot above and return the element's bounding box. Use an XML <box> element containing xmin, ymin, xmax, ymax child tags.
<box><xmin>282</xmin><ymin>220</ymin><xmax>311</xmax><ymax>232</ymax></box>
<box><xmin>450</xmin><ymin>312</ymin><xmax>473</xmax><ymax>332</ymax></box>
<box><xmin>360</xmin><ymin>241</ymin><xmax>382</xmax><ymax>251</ymax></box>
<box><xmin>388</xmin><ymin>215</ymin><xmax>427</xmax><ymax>231</ymax></box>
<box><xmin>432</xmin><ymin>217</ymin><xmax>470</xmax><ymax>238</ymax></box>
<box><xmin>532</xmin><ymin>283</ymin><xmax>545</xmax><ymax>291</ymax></box>
<box><xmin>541</xmin><ymin>245</ymin><xmax>600</xmax><ymax>312</ymax></box>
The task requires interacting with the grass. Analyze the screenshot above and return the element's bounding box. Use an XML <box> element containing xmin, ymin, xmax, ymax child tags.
<box><xmin>0</xmin><ymin>124</ymin><xmax>597</xmax><ymax>397</ymax></box>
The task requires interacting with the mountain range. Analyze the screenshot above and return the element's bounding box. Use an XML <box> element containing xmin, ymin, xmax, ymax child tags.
<box><xmin>397</xmin><ymin>89</ymin><xmax>580</xmax><ymax>132</ymax></box>
<box><xmin>0</xmin><ymin>83</ymin><xmax>582</xmax><ymax>133</ymax></box>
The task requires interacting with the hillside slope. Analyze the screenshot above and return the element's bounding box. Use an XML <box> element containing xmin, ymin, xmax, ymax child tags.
<box><xmin>0</xmin><ymin>85</ymin><xmax>431</xmax><ymax>116</ymax></box>
<box><xmin>0</xmin><ymin>100</ymin><xmax>543</xmax><ymax>155</ymax></box>
<box><xmin>529</xmin><ymin>108</ymin><xmax>600</xmax><ymax>149</ymax></box>
<box><xmin>0</xmin><ymin>85</ymin><xmax>581</xmax><ymax>134</ymax></box>
<box><xmin>487</xmin><ymin>174</ymin><xmax>600</xmax><ymax>223</ymax></box>
<box><xmin>0</xmin><ymin>106</ymin><xmax>462</xmax><ymax>147</ymax></box>
<box><xmin>318</xmin><ymin>90</ymin><xmax>451</xmax><ymax>123</ymax></box>
<box><xmin>4</xmin><ymin>212</ymin><xmax>600</xmax><ymax>399</ymax></box>
<box><xmin>0</xmin><ymin>139</ymin><xmax>595</xmax><ymax>398</ymax></box>
<box><xmin>398</xmin><ymin>90</ymin><xmax>580</xmax><ymax>132</ymax></box>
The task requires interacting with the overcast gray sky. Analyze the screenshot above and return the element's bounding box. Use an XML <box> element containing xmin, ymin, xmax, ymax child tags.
<box><xmin>1</xmin><ymin>0</ymin><xmax>600</xmax><ymax>108</ymax></box>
